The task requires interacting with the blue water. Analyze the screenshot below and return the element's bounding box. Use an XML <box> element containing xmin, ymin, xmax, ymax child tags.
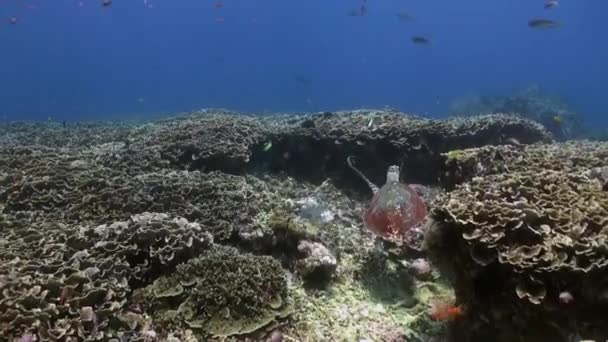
<box><xmin>0</xmin><ymin>0</ymin><xmax>606</xmax><ymax>127</ymax></box>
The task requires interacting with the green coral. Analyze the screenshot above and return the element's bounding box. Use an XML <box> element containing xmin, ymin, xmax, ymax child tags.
<box><xmin>269</xmin><ymin>209</ymin><xmax>320</xmax><ymax>241</ymax></box>
<box><xmin>445</xmin><ymin>149</ymin><xmax>470</xmax><ymax>163</ymax></box>
<box><xmin>143</xmin><ymin>246</ymin><xmax>292</xmax><ymax>338</ymax></box>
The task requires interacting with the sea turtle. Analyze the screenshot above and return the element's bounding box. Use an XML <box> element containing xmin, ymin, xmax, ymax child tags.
<box><xmin>347</xmin><ymin>156</ymin><xmax>427</xmax><ymax>241</ymax></box>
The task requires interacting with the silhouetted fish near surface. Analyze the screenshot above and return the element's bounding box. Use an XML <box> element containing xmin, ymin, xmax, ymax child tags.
<box><xmin>348</xmin><ymin>5</ymin><xmax>367</xmax><ymax>17</ymax></box>
<box><xmin>102</xmin><ymin>0</ymin><xmax>112</xmax><ymax>7</ymax></box>
<box><xmin>528</xmin><ymin>18</ymin><xmax>560</xmax><ymax>29</ymax></box>
<box><xmin>544</xmin><ymin>0</ymin><xmax>559</xmax><ymax>9</ymax></box>
<box><xmin>411</xmin><ymin>36</ymin><xmax>431</xmax><ymax>45</ymax></box>
<box><xmin>396</xmin><ymin>11</ymin><xmax>415</xmax><ymax>21</ymax></box>
<box><xmin>294</xmin><ymin>75</ymin><xmax>311</xmax><ymax>86</ymax></box>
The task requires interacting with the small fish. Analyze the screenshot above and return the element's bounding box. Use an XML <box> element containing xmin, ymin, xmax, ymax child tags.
<box><xmin>430</xmin><ymin>302</ymin><xmax>463</xmax><ymax>321</ymax></box>
<box><xmin>559</xmin><ymin>291</ymin><xmax>574</xmax><ymax>304</ymax></box>
<box><xmin>544</xmin><ymin>0</ymin><xmax>559</xmax><ymax>9</ymax></box>
<box><xmin>263</xmin><ymin>141</ymin><xmax>272</xmax><ymax>152</ymax></box>
<box><xmin>411</xmin><ymin>36</ymin><xmax>431</xmax><ymax>45</ymax></box>
<box><xmin>347</xmin><ymin>8</ymin><xmax>364</xmax><ymax>17</ymax></box>
<box><xmin>102</xmin><ymin>0</ymin><xmax>112</xmax><ymax>7</ymax></box>
<box><xmin>552</xmin><ymin>115</ymin><xmax>562</xmax><ymax>123</ymax></box>
<box><xmin>528</xmin><ymin>18</ymin><xmax>560</xmax><ymax>29</ymax></box>
<box><xmin>504</xmin><ymin>137</ymin><xmax>521</xmax><ymax>146</ymax></box>
<box><xmin>9</xmin><ymin>16</ymin><xmax>17</xmax><ymax>25</ymax></box>
<box><xmin>215</xmin><ymin>1</ymin><xmax>224</xmax><ymax>8</ymax></box>
<box><xmin>294</xmin><ymin>75</ymin><xmax>311</xmax><ymax>86</ymax></box>
<box><xmin>396</xmin><ymin>11</ymin><xmax>415</xmax><ymax>21</ymax></box>
<box><xmin>360</xmin><ymin>5</ymin><xmax>368</xmax><ymax>16</ymax></box>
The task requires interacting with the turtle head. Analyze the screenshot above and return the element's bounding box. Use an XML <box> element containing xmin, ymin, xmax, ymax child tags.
<box><xmin>387</xmin><ymin>165</ymin><xmax>400</xmax><ymax>183</ymax></box>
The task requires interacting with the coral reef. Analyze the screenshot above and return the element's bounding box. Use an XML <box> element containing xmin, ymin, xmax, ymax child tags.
<box><xmin>448</xmin><ymin>85</ymin><xmax>585</xmax><ymax>140</ymax></box>
<box><xmin>0</xmin><ymin>149</ymin><xmax>271</xmax><ymax>241</ymax></box>
<box><xmin>439</xmin><ymin>141</ymin><xmax>608</xmax><ymax>189</ymax></box>
<box><xmin>137</xmin><ymin>245</ymin><xmax>292</xmax><ymax>339</ymax></box>
<box><xmin>0</xmin><ymin>108</ymin><xmax>580</xmax><ymax>341</ymax></box>
<box><xmin>429</xmin><ymin>141</ymin><xmax>608</xmax><ymax>341</ymax></box>
<box><xmin>266</xmin><ymin>110</ymin><xmax>551</xmax><ymax>184</ymax></box>
<box><xmin>0</xmin><ymin>120</ymin><xmax>138</xmax><ymax>148</ymax></box>
<box><xmin>130</xmin><ymin>111</ymin><xmax>269</xmax><ymax>172</ymax></box>
<box><xmin>0</xmin><ymin>109</ymin><xmax>551</xmax><ymax>182</ymax></box>
<box><xmin>0</xmin><ymin>213</ymin><xmax>212</xmax><ymax>340</ymax></box>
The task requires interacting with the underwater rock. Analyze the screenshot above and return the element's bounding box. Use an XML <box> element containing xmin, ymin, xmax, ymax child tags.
<box><xmin>429</xmin><ymin>141</ymin><xmax>608</xmax><ymax>341</ymax></box>
<box><xmin>295</xmin><ymin>240</ymin><xmax>337</xmax><ymax>285</ymax></box>
<box><xmin>406</xmin><ymin>258</ymin><xmax>433</xmax><ymax>279</ymax></box>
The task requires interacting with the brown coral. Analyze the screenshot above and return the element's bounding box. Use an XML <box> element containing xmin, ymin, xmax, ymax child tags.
<box><xmin>267</xmin><ymin>110</ymin><xmax>552</xmax><ymax>183</ymax></box>
<box><xmin>0</xmin><ymin>151</ymin><xmax>267</xmax><ymax>241</ymax></box>
<box><xmin>132</xmin><ymin>111</ymin><xmax>269</xmax><ymax>172</ymax></box>
<box><xmin>137</xmin><ymin>245</ymin><xmax>291</xmax><ymax>338</ymax></box>
<box><xmin>430</xmin><ymin>141</ymin><xmax>608</xmax><ymax>341</ymax></box>
<box><xmin>439</xmin><ymin>141</ymin><xmax>608</xmax><ymax>189</ymax></box>
<box><xmin>0</xmin><ymin>213</ymin><xmax>212</xmax><ymax>340</ymax></box>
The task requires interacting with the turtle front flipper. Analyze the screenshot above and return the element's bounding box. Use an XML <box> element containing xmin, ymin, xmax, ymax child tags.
<box><xmin>346</xmin><ymin>156</ymin><xmax>379</xmax><ymax>195</ymax></box>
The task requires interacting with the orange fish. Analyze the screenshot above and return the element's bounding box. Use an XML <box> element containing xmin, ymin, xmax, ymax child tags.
<box><xmin>430</xmin><ymin>302</ymin><xmax>463</xmax><ymax>321</ymax></box>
